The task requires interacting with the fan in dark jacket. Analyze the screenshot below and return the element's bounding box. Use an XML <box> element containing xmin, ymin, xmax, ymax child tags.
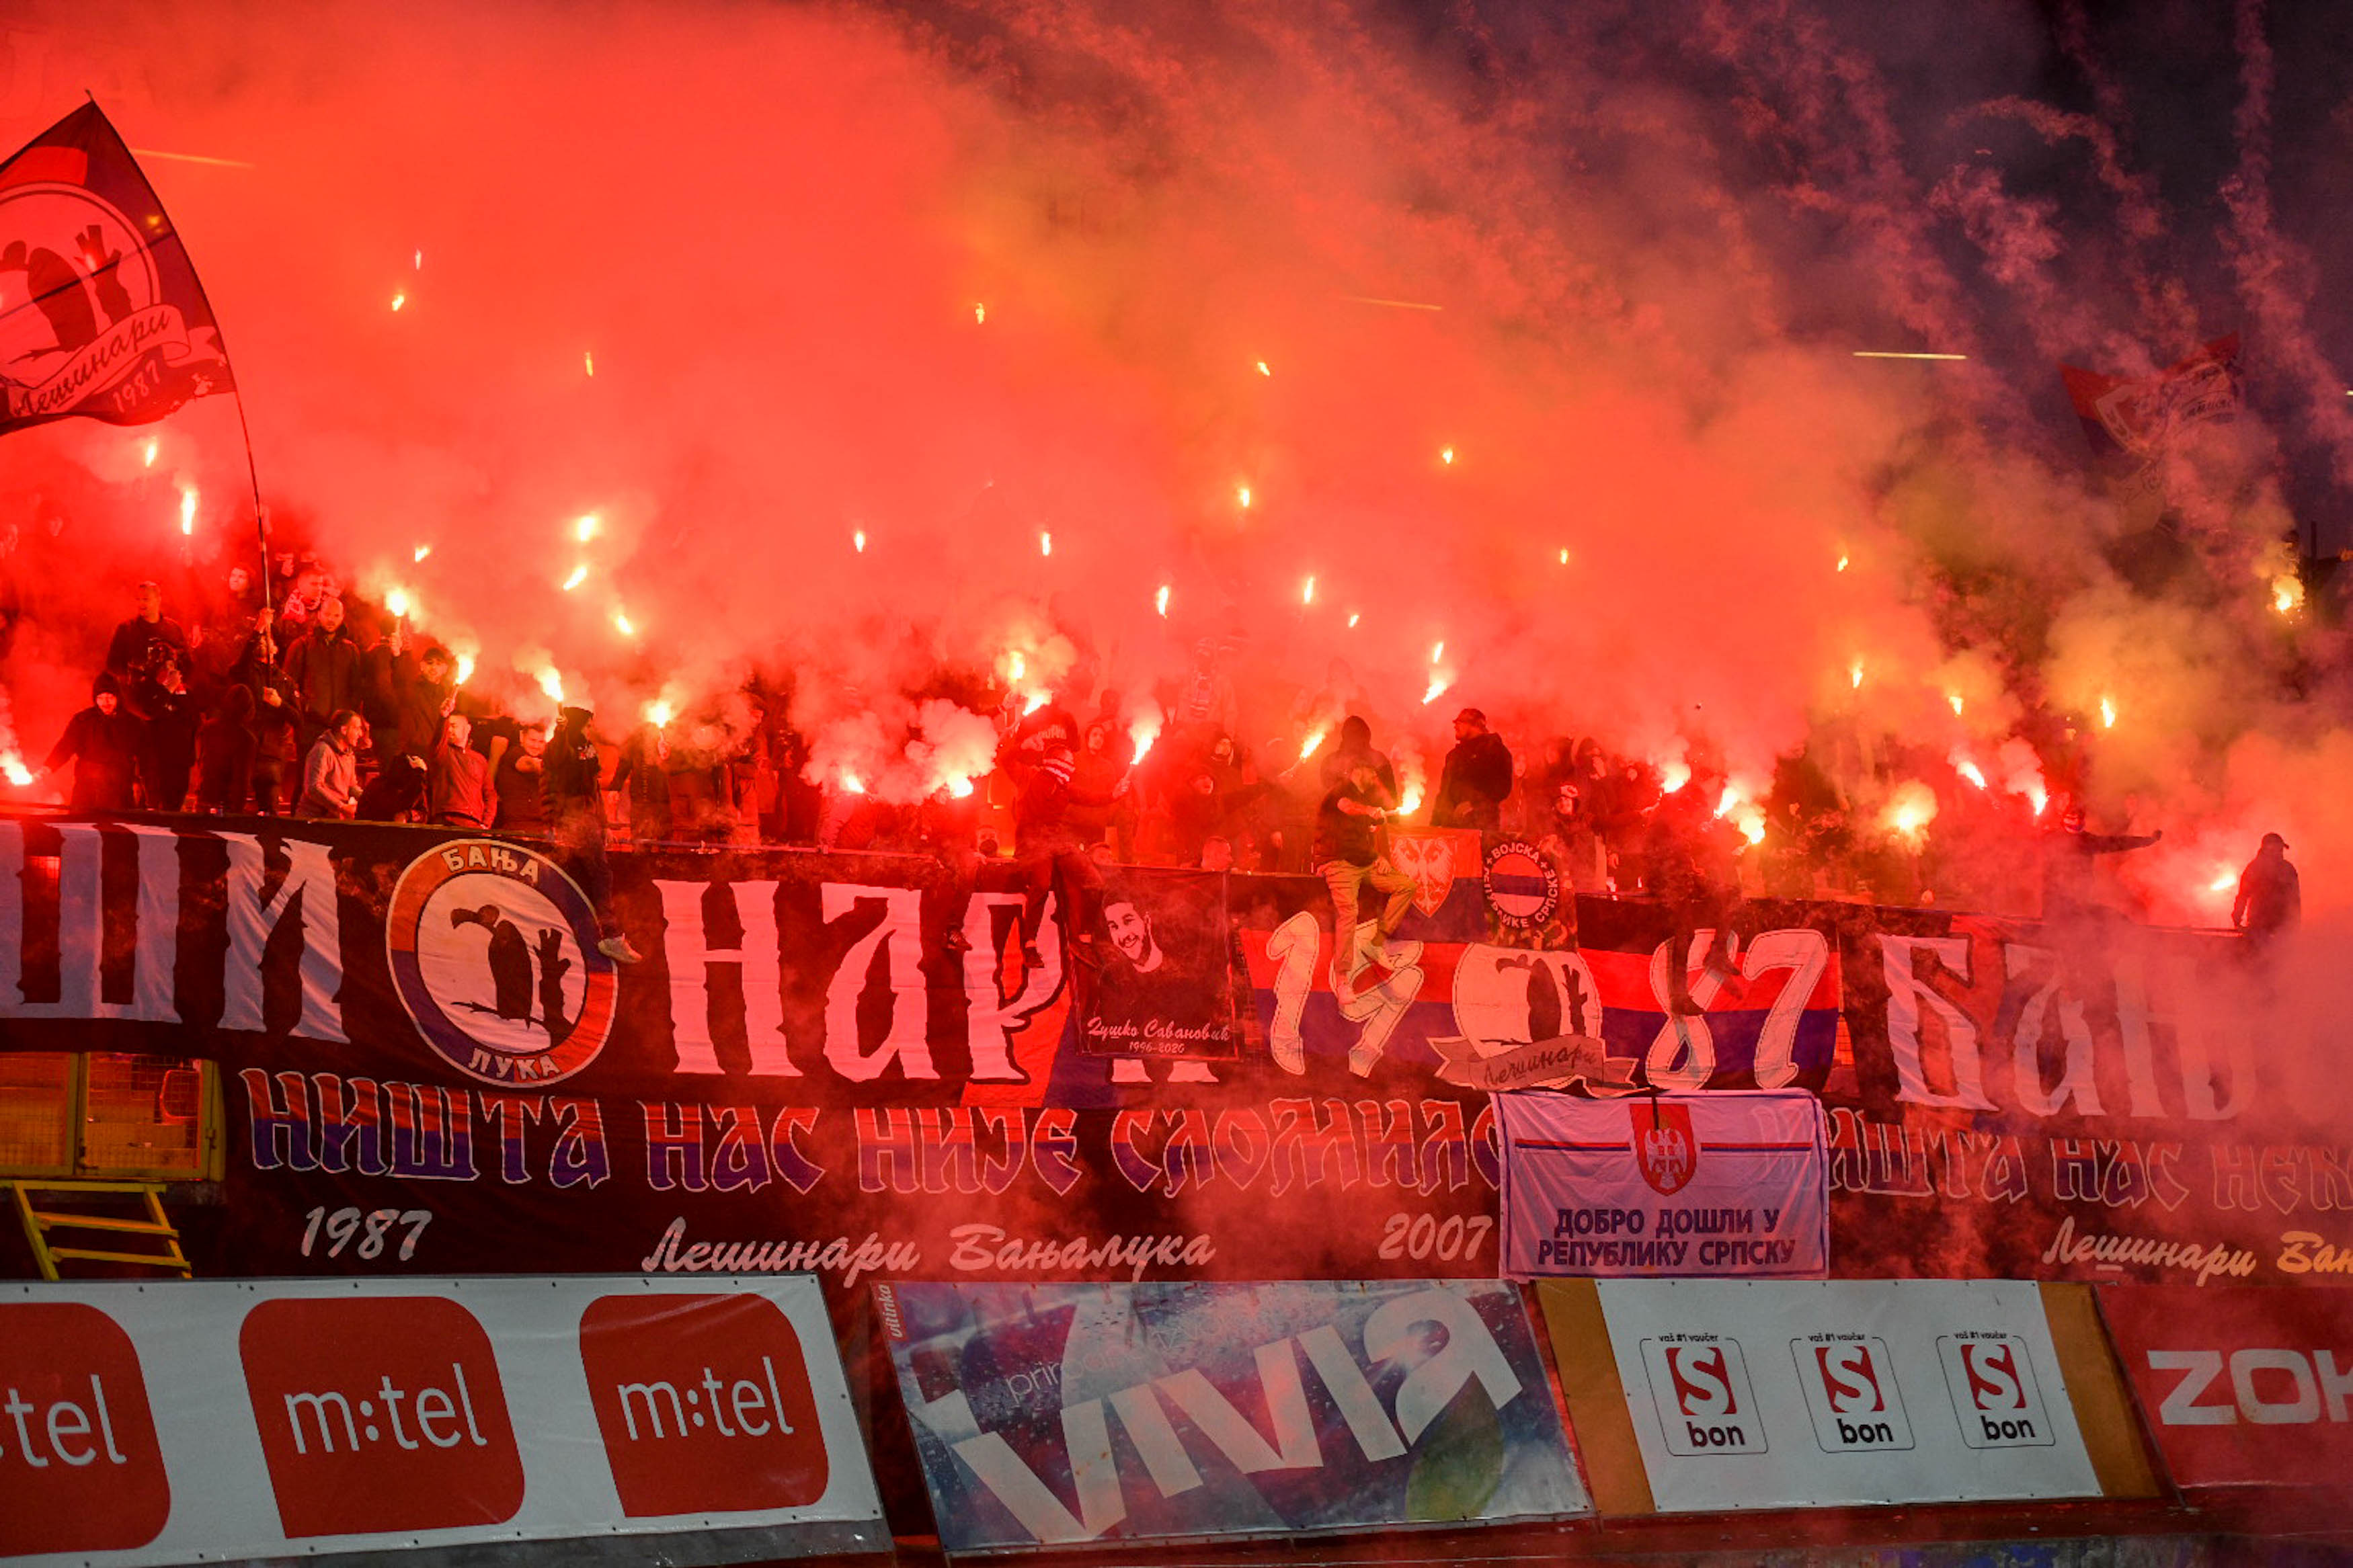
<box><xmin>235</xmin><ymin>628</ymin><xmax>302</xmax><ymax>813</ymax></box>
<box><xmin>391</xmin><ymin>645</ymin><xmax>458</xmax><ymax>761</ymax></box>
<box><xmin>38</xmin><ymin>673</ymin><xmax>140</xmax><ymax>811</ymax></box>
<box><xmin>196</xmin><ymin>682</ymin><xmax>259</xmax><ymax>813</ymax></box>
<box><xmin>134</xmin><ymin>658</ymin><xmax>201</xmax><ymax>811</ymax></box>
<box><xmin>547</xmin><ymin>706</ymin><xmax>640</xmax><ymax>963</ymax></box>
<box><xmin>1431</xmin><ymin>707</ymin><xmax>1513</xmax><ymax>831</ymax></box>
<box><xmin>2040</xmin><ymin>802</ymin><xmax>2161</xmax><ymax>923</ymax></box>
<box><xmin>280</xmin><ymin>597</ymin><xmax>366</xmax><ymax>759</ymax></box>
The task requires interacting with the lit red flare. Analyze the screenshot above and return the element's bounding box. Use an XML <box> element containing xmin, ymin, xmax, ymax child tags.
<box><xmin>1882</xmin><ymin>780</ymin><xmax>1938</xmax><ymax>843</ymax></box>
<box><xmin>1128</xmin><ymin>712</ymin><xmax>1162</xmax><ymax>766</ymax></box>
<box><xmin>1</xmin><ymin>751</ymin><xmax>30</xmax><ymax>788</ymax></box>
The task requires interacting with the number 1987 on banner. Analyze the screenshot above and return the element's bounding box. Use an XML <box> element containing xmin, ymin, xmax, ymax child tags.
<box><xmin>300</xmin><ymin>1206</ymin><xmax>433</xmax><ymax>1261</ymax></box>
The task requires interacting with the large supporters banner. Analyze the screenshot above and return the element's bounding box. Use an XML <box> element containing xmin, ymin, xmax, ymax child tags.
<box><xmin>1497</xmin><ymin>1089</ymin><xmax>1829</xmax><ymax>1278</ymax></box>
<box><xmin>2100</xmin><ymin>1285</ymin><xmax>2353</xmax><ymax>1490</ymax></box>
<box><xmin>1541</xmin><ymin>1278</ymin><xmax>2107</xmax><ymax>1514</ymax></box>
<box><xmin>0</xmin><ymin>1275</ymin><xmax>883</xmax><ymax>1567</ymax></box>
<box><xmin>0</xmin><ymin>818</ymin><xmax>1503</xmax><ymax>1291</ymax></box>
<box><xmin>0</xmin><ymin>813</ymin><xmax>2327</xmax><ymax>1295</ymax></box>
<box><xmin>874</xmin><ymin>1278</ymin><xmax>1588</xmax><ymax>1551</ymax></box>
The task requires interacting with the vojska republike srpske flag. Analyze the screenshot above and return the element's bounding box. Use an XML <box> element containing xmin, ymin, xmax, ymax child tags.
<box><xmin>0</xmin><ymin>104</ymin><xmax>233</xmax><ymax>435</ymax></box>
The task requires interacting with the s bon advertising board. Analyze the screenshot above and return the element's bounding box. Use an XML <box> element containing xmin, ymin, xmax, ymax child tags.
<box><xmin>1538</xmin><ymin>1278</ymin><xmax>2128</xmax><ymax>1514</ymax></box>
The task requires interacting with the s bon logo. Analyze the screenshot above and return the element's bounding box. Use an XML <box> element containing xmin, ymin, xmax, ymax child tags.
<box><xmin>1641</xmin><ymin>1336</ymin><xmax>1766</xmax><ymax>1456</ymax></box>
<box><xmin>1792</xmin><ymin>1336</ymin><xmax>1915</xmax><ymax>1452</ymax></box>
<box><xmin>1936</xmin><ymin>1333</ymin><xmax>2056</xmax><ymax>1448</ymax></box>
<box><xmin>387</xmin><ymin>838</ymin><xmax>619</xmax><ymax>1086</ymax></box>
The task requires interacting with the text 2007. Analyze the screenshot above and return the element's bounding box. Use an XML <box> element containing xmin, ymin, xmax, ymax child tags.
<box><xmin>1378</xmin><ymin>1212</ymin><xmax>1493</xmax><ymax>1262</ymax></box>
<box><xmin>300</xmin><ymin>1206</ymin><xmax>432</xmax><ymax>1262</ymax></box>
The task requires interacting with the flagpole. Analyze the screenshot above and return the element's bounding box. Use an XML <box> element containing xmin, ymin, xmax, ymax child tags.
<box><xmin>229</xmin><ymin>389</ymin><xmax>271</xmax><ymax>620</ymax></box>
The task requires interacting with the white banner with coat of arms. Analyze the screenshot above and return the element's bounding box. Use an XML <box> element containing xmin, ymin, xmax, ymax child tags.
<box><xmin>1496</xmin><ymin>1090</ymin><xmax>1829</xmax><ymax>1279</ymax></box>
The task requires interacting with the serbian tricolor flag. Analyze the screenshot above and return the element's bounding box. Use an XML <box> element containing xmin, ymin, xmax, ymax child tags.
<box><xmin>0</xmin><ymin>104</ymin><xmax>234</xmax><ymax>436</ymax></box>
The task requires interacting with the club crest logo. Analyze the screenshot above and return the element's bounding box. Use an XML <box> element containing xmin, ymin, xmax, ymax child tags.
<box><xmin>385</xmin><ymin>839</ymin><xmax>619</xmax><ymax>1086</ymax></box>
<box><xmin>0</xmin><ymin>168</ymin><xmax>226</xmax><ymax>423</ymax></box>
<box><xmin>1632</xmin><ymin>1102</ymin><xmax>1699</xmax><ymax>1196</ymax></box>
<box><xmin>1482</xmin><ymin>840</ymin><xmax>1559</xmax><ymax>930</ymax></box>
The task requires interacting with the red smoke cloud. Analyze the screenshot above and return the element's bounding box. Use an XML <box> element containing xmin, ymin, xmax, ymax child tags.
<box><xmin>0</xmin><ymin>0</ymin><xmax>2346</xmax><ymax>934</ymax></box>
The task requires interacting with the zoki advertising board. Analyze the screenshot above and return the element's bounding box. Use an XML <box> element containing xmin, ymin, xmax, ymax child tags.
<box><xmin>1538</xmin><ymin>1278</ymin><xmax>2151</xmax><ymax>1514</ymax></box>
<box><xmin>2101</xmin><ymin>1284</ymin><xmax>2353</xmax><ymax>1491</ymax></box>
<box><xmin>0</xmin><ymin>1276</ymin><xmax>883</xmax><ymax>1567</ymax></box>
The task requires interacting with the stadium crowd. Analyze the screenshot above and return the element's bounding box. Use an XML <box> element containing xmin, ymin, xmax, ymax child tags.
<box><xmin>18</xmin><ymin>554</ymin><xmax>2303</xmax><ymax>951</ymax></box>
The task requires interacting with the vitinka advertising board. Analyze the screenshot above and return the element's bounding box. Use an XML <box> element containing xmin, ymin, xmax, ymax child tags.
<box><xmin>0</xmin><ymin>815</ymin><xmax>2330</xmax><ymax>1292</ymax></box>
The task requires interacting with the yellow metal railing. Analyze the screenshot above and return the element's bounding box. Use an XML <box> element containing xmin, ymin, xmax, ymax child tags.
<box><xmin>0</xmin><ymin>1052</ymin><xmax>222</xmax><ymax>1184</ymax></box>
<box><xmin>7</xmin><ymin>1180</ymin><xmax>192</xmax><ymax>1280</ymax></box>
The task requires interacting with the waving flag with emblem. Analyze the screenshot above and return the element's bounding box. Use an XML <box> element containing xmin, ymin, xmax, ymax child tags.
<box><xmin>0</xmin><ymin>104</ymin><xmax>234</xmax><ymax>436</ymax></box>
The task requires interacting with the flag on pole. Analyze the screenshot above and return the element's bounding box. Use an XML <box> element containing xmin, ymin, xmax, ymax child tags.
<box><xmin>2057</xmin><ymin>334</ymin><xmax>2241</xmax><ymax>462</ymax></box>
<box><xmin>0</xmin><ymin>104</ymin><xmax>234</xmax><ymax>436</ymax></box>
